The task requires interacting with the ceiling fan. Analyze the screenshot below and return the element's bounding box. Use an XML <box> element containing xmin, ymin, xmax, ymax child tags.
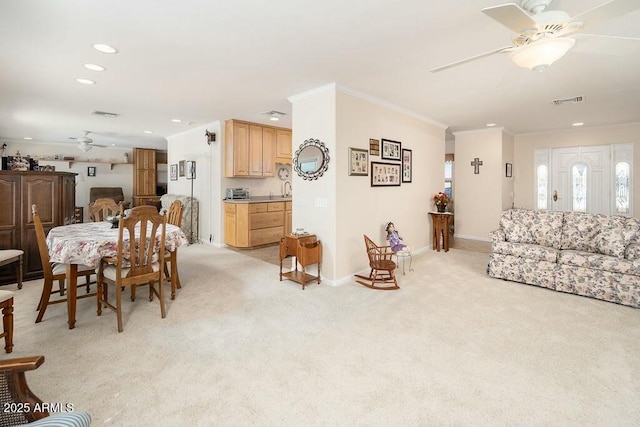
<box><xmin>71</xmin><ymin>131</ymin><xmax>108</xmax><ymax>152</ymax></box>
<box><xmin>430</xmin><ymin>0</ymin><xmax>640</xmax><ymax>73</ymax></box>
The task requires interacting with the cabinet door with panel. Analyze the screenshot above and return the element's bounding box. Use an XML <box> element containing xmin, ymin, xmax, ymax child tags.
<box><xmin>275</xmin><ymin>129</ymin><xmax>292</xmax><ymax>164</ymax></box>
<box><xmin>261</xmin><ymin>127</ymin><xmax>276</xmax><ymax>177</ymax></box>
<box><xmin>226</xmin><ymin>121</ymin><xmax>249</xmax><ymax>177</ymax></box>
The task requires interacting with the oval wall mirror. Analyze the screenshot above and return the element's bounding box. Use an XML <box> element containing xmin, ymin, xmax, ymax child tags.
<box><xmin>293</xmin><ymin>138</ymin><xmax>330</xmax><ymax>180</ymax></box>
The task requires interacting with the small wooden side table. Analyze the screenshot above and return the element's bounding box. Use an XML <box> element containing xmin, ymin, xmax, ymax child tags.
<box><xmin>429</xmin><ymin>212</ymin><xmax>454</xmax><ymax>252</ymax></box>
<box><xmin>279</xmin><ymin>234</ymin><xmax>322</xmax><ymax>289</ymax></box>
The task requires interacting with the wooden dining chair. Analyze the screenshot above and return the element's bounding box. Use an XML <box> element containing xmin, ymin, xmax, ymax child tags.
<box><xmin>0</xmin><ymin>290</ymin><xmax>14</xmax><ymax>353</ymax></box>
<box><xmin>164</xmin><ymin>200</ymin><xmax>183</xmax><ymax>298</ymax></box>
<box><xmin>32</xmin><ymin>204</ymin><xmax>96</xmax><ymax>323</ymax></box>
<box><xmin>0</xmin><ymin>356</ymin><xmax>92</xmax><ymax>426</ymax></box>
<box><xmin>88</xmin><ymin>197</ymin><xmax>121</xmax><ymax>222</ymax></box>
<box><xmin>0</xmin><ymin>249</ymin><xmax>23</xmax><ymax>289</ymax></box>
<box><xmin>97</xmin><ymin>205</ymin><xmax>167</xmax><ymax>332</ymax></box>
<box><xmin>354</xmin><ymin>235</ymin><xmax>399</xmax><ymax>290</ymax></box>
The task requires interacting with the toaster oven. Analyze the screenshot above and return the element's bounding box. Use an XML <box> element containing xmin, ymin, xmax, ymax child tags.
<box><xmin>225</xmin><ymin>188</ymin><xmax>250</xmax><ymax>199</ymax></box>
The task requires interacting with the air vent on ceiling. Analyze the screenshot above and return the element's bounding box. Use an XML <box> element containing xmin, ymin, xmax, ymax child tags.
<box><xmin>553</xmin><ymin>96</ymin><xmax>584</xmax><ymax>106</ymax></box>
<box><xmin>262</xmin><ymin>110</ymin><xmax>286</xmax><ymax>116</ymax></box>
<box><xmin>92</xmin><ymin>110</ymin><xmax>120</xmax><ymax>118</ymax></box>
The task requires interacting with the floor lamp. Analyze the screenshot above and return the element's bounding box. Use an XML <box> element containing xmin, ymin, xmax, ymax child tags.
<box><xmin>186</xmin><ymin>160</ymin><xmax>197</xmax><ymax>244</ymax></box>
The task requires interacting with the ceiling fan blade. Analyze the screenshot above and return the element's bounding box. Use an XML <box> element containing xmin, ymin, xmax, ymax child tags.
<box><xmin>430</xmin><ymin>46</ymin><xmax>515</xmax><ymax>73</ymax></box>
<box><xmin>572</xmin><ymin>0</ymin><xmax>640</xmax><ymax>29</ymax></box>
<box><xmin>481</xmin><ymin>3</ymin><xmax>537</xmax><ymax>33</ymax></box>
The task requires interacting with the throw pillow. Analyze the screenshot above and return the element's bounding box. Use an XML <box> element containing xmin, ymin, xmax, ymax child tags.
<box><xmin>501</xmin><ymin>218</ymin><xmax>535</xmax><ymax>244</ymax></box>
<box><xmin>594</xmin><ymin>227</ymin><xmax>637</xmax><ymax>258</ymax></box>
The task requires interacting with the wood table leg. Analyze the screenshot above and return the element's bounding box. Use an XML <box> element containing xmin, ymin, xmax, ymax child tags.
<box><xmin>66</xmin><ymin>264</ymin><xmax>78</xmax><ymax>329</ymax></box>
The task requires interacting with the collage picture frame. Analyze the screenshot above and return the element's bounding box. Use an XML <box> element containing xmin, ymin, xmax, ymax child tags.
<box><xmin>381</xmin><ymin>139</ymin><xmax>402</xmax><ymax>161</ymax></box>
<box><xmin>348</xmin><ymin>147</ymin><xmax>368</xmax><ymax>176</ymax></box>
<box><xmin>371</xmin><ymin>161</ymin><xmax>401</xmax><ymax>187</ymax></box>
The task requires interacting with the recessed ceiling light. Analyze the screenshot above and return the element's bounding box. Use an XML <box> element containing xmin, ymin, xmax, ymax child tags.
<box><xmin>144</xmin><ymin>130</ymin><xmax>153</xmax><ymax>134</ymax></box>
<box><xmin>171</xmin><ymin>119</ymin><xmax>182</xmax><ymax>123</ymax></box>
<box><xmin>84</xmin><ymin>63</ymin><xmax>106</xmax><ymax>71</ymax></box>
<box><xmin>76</xmin><ymin>78</ymin><xmax>95</xmax><ymax>85</ymax></box>
<box><xmin>486</xmin><ymin>123</ymin><xmax>496</xmax><ymax>127</ymax></box>
<box><xmin>23</xmin><ymin>137</ymin><xmax>32</xmax><ymax>140</ymax></box>
<box><xmin>93</xmin><ymin>44</ymin><xmax>118</xmax><ymax>54</ymax></box>
<box><xmin>572</xmin><ymin>122</ymin><xmax>584</xmax><ymax>127</ymax></box>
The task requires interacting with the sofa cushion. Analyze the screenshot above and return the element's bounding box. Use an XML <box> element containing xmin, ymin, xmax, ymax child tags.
<box><xmin>491</xmin><ymin>241</ymin><xmax>559</xmax><ymax>263</ymax></box>
<box><xmin>558</xmin><ymin>249</ymin><xmax>640</xmax><ymax>275</ymax></box>
<box><xmin>593</xmin><ymin>226</ymin><xmax>637</xmax><ymax>258</ymax></box>
<box><xmin>561</xmin><ymin>212</ymin><xmax>600</xmax><ymax>252</ymax></box>
<box><xmin>531</xmin><ymin>210</ymin><xmax>564</xmax><ymax>249</ymax></box>
<box><xmin>500</xmin><ymin>218</ymin><xmax>535</xmax><ymax>244</ymax></box>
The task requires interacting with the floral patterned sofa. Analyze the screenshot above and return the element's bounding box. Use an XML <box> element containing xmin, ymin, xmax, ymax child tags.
<box><xmin>488</xmin><ymin>208</ymin><xmax>640</xmax><ymax>308</ymax></box>
<box><xmin>159</xmin><ymin>194</ymin><xmax>198</xmax><ymax>242</ymax></box>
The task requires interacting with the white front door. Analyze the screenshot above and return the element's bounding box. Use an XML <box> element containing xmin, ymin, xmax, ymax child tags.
<box><xmin>550</xmin><ymin>145</ymin><xmax>610</xmax><ymax>214</ymax></box>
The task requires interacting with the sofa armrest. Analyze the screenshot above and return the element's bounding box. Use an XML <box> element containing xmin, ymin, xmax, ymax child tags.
<box><xmin>489</xmin><ymin>229</ymin><xmax>506</xmax><ymax>243</ymax></box>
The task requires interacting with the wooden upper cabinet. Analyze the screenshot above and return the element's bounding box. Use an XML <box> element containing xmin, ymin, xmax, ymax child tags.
<box><xmin>275</xmin><ymin>129</ymin><xmax>292</xmax><ymax>164</ymax></box>
<box><xmin>261</xmin><ymin>126</ymin><xmax>276</xmax><ymax>177</ymax></box>
<box><xmin>133</xmin><ymin>148</ymin><xmax>157</xmax><ymax>196</ymax></box>
<box><xmin>135</xmin><ymin>148</ymin><xmax>156</xmax><ymax>170</ymax></box>
<box><xmin>225</xmin><ymin>119</ymin><xmax>284</xmax><ymax>178</ymax></box>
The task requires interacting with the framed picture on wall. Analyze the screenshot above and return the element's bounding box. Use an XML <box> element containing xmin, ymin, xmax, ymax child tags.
<box><xmin>506</xmin><ymin>163</ymin><xmax>512</xmax><ymax>178</ymax></box>
<box><xmin>170</xmin><ymin>164</ymin><xmax>178</xmax><ymax>181</ymax></box>
<box><xmin>348</xmin><ymin>147</ymin><xmax>368</xmax><ymax>176</ymax></box>
<box><xmin>179</xmin><ymin>160</ymin><xmax>185</xmax><ymax>177</ymax></box>
<box><xmin>87</xmin><ymin>166</ymin><xmax>96</xmax><ymax>177</ymax></box>
<box><xmin>381</xmin><ymin>139</ymin><xmax>402</xmax><ymax>161</ymax></box>
<box><xmin>369</xmin><ymin>138</ymin><xmax>380</xmax><ymax>156</ymax></box>
<box><xmin>186</xmin><ymin>161</ymin><xmax>196</xmax><ymax>180</ymax></box>
<box><xmin>402</xmin><ymin>149</ymin><xmax>412</xmax><ymax>183</ymax></box>
<box><xmin>371</xmin><ymin>161</ymin><xmax>401</xmax><ymax>187</ymax></box>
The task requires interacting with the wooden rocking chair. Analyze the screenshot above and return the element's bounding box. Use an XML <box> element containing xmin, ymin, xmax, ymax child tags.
<box><xmin>354</xmin><ymin>235</ymin><xmax>399</xmax><ymax>290</ymax></box>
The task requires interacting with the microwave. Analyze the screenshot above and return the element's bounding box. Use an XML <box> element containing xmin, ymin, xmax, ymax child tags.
<box><xmin>225</xmin><ymin>188</ymin><xmax>250</xmax><ymax>199</ymax></box>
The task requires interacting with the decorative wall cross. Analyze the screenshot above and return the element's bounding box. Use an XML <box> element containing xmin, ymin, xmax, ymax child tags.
<box><xmin>470</xmin><ymin>157</ymin><xmax>483</xmax><ymax>174</ymax></box>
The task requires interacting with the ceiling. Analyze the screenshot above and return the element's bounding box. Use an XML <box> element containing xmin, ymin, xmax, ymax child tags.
<box><xmin>1</xmin><ymin>0</ymin><xmax>639</xmax><ymax>151</ymax></box>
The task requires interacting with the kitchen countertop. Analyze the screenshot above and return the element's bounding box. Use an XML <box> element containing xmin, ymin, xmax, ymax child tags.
<box><xmin>223</xmin><ymin>196</ymin><xmax>292</xmax><ymax>203</ymax></box>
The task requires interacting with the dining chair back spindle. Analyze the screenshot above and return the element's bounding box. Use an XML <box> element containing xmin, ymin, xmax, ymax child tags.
<box><xmin>97</xmin><ymin>205</ymin><xmax>168</xmax><ymax>332</ymax></box>
<box><xmin>32</xmin><ymin>204</ymin><xmax>96</xmax><ymax>323</ymax></box>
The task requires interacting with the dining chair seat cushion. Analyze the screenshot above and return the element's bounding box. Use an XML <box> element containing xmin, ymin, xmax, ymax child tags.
<box><xmin>0</xmin><ymin>249</ymin><xmax>24</xmax><ymax>262</ymax></box>
<box><xmin>52</xmin><ymin>263</ymin><xmax>96</xmax><ymax>276</ymax></box>
<box><xmin>0</xmin><ymin>289</ymin><xmax>15</xmax><ymax>303</ymax></box>
<box><xmin>25</xmin><ymin>411</ymin><xmax>92</xmax><ymax>427</ymax></box>
<box><xmin>102</xmin><ymin>262</ymin><xmax>161</xmax><ymax>281</ymax></box>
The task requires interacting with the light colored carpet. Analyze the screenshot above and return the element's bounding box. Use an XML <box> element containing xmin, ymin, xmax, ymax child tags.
<box><xmin>5</xmin><ymin>242</ymin><xmax>640</xmax><ymax>426</ymax></box>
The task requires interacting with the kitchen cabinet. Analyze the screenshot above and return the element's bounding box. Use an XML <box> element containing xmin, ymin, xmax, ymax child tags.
<box><xmin>224</xmin><ymin>201</ymin><xmax>286</xmax><ymax>248</ymax></box>
<box><xmin>285</xmin><ymin>201</ymin><xmax>292</xmax><ymax>236</ymax></box>
<box><xmin>225</xmin><ymin>119</ymin><xmax>284</xmax><ymax>178</ymax></box>
<box><xmin>275</xmin><ymin>129</ymin><xmax>292</xmax><ymax>164</ymax></box>
<box><xmin>0</xmin><ymin>171</ymin><xmax>76</xmax><ymax>284</ymax></box>
<box><xmin>133</xmin><ymin>148</ymin><xmax>157</xmax><ymax>206</ymax></box>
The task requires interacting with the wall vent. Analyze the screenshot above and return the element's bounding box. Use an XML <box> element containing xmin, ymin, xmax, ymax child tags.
<box><xmin>553</xmin><ymin>96</ymin><xmax>584</xmax><ymax>106</ymax></box>
<box><xmin>92</xmin><ymin>110</ymin><xmax>120</xmax><ymax>118</ymax></box>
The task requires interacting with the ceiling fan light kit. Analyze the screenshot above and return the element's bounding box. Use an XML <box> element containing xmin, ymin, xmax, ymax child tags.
<box><xmin>430</xmin><ymin>0</ymin><xmax>640</xmax><ymax>73</ymax></box>
<box><xmin>510</xmin><ymin>37</ymin><xmax>576</xmax><ymax>71</ymax></box>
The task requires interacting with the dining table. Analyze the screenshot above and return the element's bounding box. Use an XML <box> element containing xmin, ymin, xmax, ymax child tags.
<box><xmin>46</xmin><ymin>220</ymin><xmax>188</xmax><ymax>329</ymax></box>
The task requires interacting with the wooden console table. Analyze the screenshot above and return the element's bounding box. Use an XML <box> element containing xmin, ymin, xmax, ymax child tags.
<box><xmin>279</xmin><ymin>234</ymin><xmax>322</xmax><ymax>289</ymax></box>
<box><xmin>429</xmin><ymin>212</ymin><xmax>454</xmax><ymax>252</ymax></box>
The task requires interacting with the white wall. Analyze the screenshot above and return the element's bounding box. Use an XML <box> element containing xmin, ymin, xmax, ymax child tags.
<box><xmin>166</xmin><ymin>122</ymin><xmax>220</xmax><ymax>245</ymax></box>
<box><xmin>453</xmin><ymin>128</ymin><xmax>505</xmax><ymax>240</ymax></box>
<box><xmin>514</xmin><ymin>123</ymin><xmax>640</xmax><ymax>216</ymax></box>
<box><xmin>290</xmin><ymin>83</ymin><xmax>447</xmax><ymax>282</ymax></box>
<box><xmin>2</xmin><ymin>140</ymin><xmax>133</xmax><ymax>221</ymax></box>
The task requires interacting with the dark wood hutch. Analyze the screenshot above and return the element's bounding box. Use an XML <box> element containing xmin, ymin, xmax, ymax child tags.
<box><xmin>0</xmin><ymin>170</ymin><xmax>76</xmax><ymax>284</ymax></box>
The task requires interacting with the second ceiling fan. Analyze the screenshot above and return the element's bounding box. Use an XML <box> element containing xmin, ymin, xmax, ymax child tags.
<box><xmin>430</xmin><ymin>0</ymin><xmax>640</xmax><ymax>73</ymax></box>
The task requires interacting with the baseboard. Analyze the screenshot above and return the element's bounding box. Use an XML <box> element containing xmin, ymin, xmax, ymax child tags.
<box><xmin>453</xmin><ymin>234</ymin><xmax>491</xmax><ymax>242</ymax></box>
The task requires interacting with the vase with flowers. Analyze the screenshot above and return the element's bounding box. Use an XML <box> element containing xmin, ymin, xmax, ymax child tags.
<box><xmin>433</xmin><ymin>192</ymin><xmax>450</xmax><ymax>212</ymax></box>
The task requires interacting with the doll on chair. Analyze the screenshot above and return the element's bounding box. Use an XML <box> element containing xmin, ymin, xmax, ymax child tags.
<box><xmin>385</xmin><ymin>222</ymin><xmax>411</xmax><ymax>254</ymax></box>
